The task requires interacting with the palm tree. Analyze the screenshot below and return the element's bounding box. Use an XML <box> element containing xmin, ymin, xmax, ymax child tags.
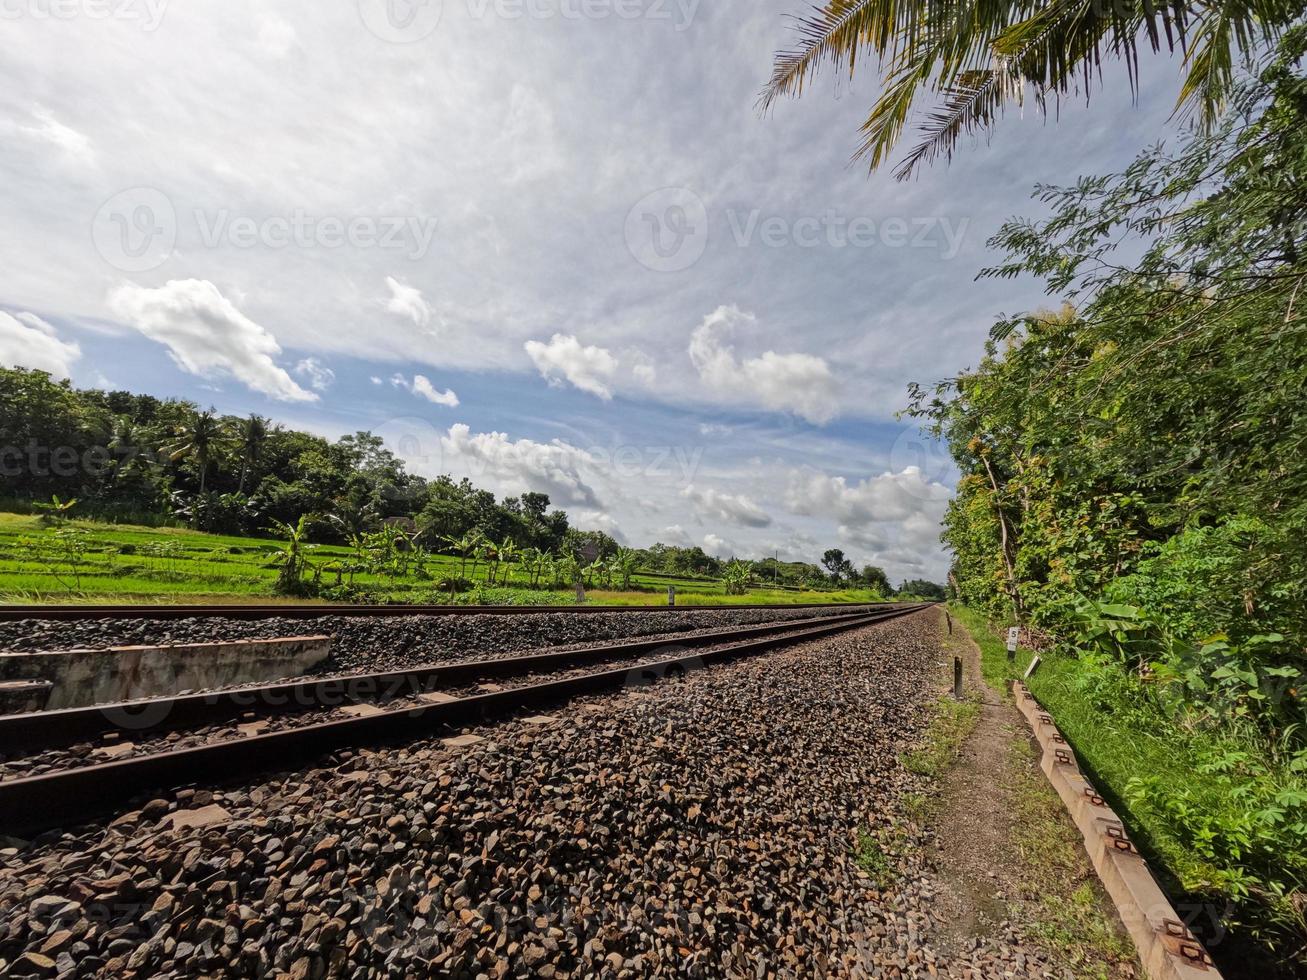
<box><xmin>235</xmin><ymin>415</ymin><xmax>268</xmax><ymax>493</ymax></box>
<box><xmin>165</xmin><ymin>411</ymin><xmax>230</xmax><ymax>495</ymax></box>
<box><xmin>761</xmin><ymin>0</ymin><xmax>1294</xmax><ymax>180</ymax></box>
<box><xmin>107</xmin><ymin>416</ymin><xmax>156</xmax><ymax>484</ymax></box>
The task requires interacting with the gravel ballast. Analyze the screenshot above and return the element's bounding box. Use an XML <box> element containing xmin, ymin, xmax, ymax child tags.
<box><xmin>0</xmin><ymin>606</ymin><xmax>879</xmax><ymax>676</ymax></box>
<box><xmin>0</xmin><ymin>610</ymin><xmax>1065</xmax><ymax>978</ymax></box>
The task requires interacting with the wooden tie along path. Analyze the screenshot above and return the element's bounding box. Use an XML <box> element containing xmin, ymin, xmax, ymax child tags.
<box><xmin>1012</xmin><ymin>680</ymin><xmax>1223</xmax><ymax>980</ymax></box>
<box><xmin>0</xmin><ymin>603</ymin><xmax>931</xmax><ymax>834</ymax></box>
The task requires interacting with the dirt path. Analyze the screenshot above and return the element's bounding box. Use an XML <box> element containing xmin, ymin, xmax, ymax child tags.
<box><xmin>924</xmin><ymin>609</ymin><xmax>1139</xmax><ymax>978</ymax></box>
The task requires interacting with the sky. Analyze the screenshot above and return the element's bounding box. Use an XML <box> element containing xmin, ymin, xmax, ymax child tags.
<box><xmin>0</xmin><ymin>0</ymin><xmax>1190</xmax><ymax>583</ymax></box>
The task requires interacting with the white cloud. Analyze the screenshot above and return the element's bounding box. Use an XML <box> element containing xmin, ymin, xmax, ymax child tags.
<box><xmin>785</xmin><ymin>465</ymin><xmax>950</xmax><ymax>524</ymax></box>
<box><xmin>255</xmin><ymin>16</ymin><xmax>299</xmax><ymax>58</ymax></box>
<box><xmin>294</xmin><ymin>357</ymin><xmax>335</xmax><ymax>392</ymax></box>
<box><xmin>627</xmin><ymin>349</ymin><xmax>657</xmax><ymax>387</ymax></box>
<box><xmin>698</xmin><ymin>423</ymin><xmax>731</xmax><ymax>436</ymax></box>
<box><xmin>439</xmin><ymin>423</ymin><xmax>600</xmax><ymax>506</ymax></box>
<box><xmin>0</xmin><ymin>311</ymin><xmax>80</xmax><ymax>378</ymax></box>
<box><xmin>524</xmin><ymin>333</ymin><xmax>617</xmax><ymax>400</ymax></box>
<box><xmin>681</xmin><ymin>484</ymin><xmax>772</xmax><ymax>528</ymax></box>
<box><xmin>412</xmin><ymin>374</ymin><xmax>459</xmax><ymax>407</ymax></box>
<box><xmin>106</xmin><ymin>279</ymin><xmax>316</xmax><ymax>402</ymax></box>
<box><xmin>389</xmin><ymin>373</ymin><xmax>459</xmax><ymax>407</ymax></box>
<box><xmin>703</xmin><ymin>533</ymin><xmax>734</xmax><ymax>556</ymax></box>
<box><xmin>785</xmin><ymin>465</ymin><xmax>951</xmax><ymax>576</ymax></box>
<box><xmin>658</xmin><ymin>524</ymin><xmax>694</xmax><ymax>547</ymax></box>
<box><xmin>20</xmin><ymin>106</ymin><xmax>93</xmax><ymax>165</ymax></box>
<box><xmin>573</xmin><ymin>509</ymin><xmax>628</xmax><ymax>545</ymax></box>
<box><xmin>370</xmin><ymin>375</ymin><xmax>383</xmax><ymax>385</ymax></box>
<box><xmin>384</xmin><ymin>277</ymin><xmax>432</xmax><ymax>329</ymax></box>
<box><xmin>688</xmin><ymin>306</ymin><xmax>840</xmax><ymax>424</ymax></box>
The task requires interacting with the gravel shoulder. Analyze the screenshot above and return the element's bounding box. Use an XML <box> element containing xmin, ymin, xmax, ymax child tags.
<box><xmin>0</xmin><ymin>606</ymin><xmax>878</xmax><ymax>676</ymax></box>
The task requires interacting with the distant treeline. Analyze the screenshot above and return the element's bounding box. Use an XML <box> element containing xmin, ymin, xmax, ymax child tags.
<box><xmin>0</xmin><ymin>366</ymin><xmax>937</xmax><ymax>593</ymax></box>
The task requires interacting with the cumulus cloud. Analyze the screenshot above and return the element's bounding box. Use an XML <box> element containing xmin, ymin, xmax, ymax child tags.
<box><xmin>384</xmin><ymin>276</ymin><xmax>432</xmax><ymax>329</ymax></box>
<box><xmin>412</xmin><ymin>375</ymin><xmax>459</xmax><ymax>407</ymax></box>
<box><xmin>440</xmin><ymin>423</ymin><xmax>600</xmax><ymax>506</ymax></box>
<box><xmin>784</xmin><ymin>465</ymin><xmax>950</xmax><ymax>574</ymax></box>
<box><xmin>0</xmin><ymin>311</ymin><xmax>81</xmax><ymax>378</ymax></box>
<box><xmin>389</xmin><ymin>373</ymin><xmax>459</xmax><ymax>407</ymax></box>
<box><xmin>572</xmin><ymin>509</ymin><xmax>628</xmax><ymax>545</ymax></box>
<box><xmin>106</xmin><ymin>279</ymin><xmax>316</xmax><ymax>402</ymax></box>
<box><xmin>681</xmin><ymin>484</ymin><xmax>772</xmax><ymax>528</ymax></box>
<box><xmin>785</xmin><ymin>465</ymin><xmax>950</xmax><ymax>524</ymax></box>
<box><xmin>294</xmin><ymin>357</ymin><xmax>335</xmax><ymax>391</ymax></box>
<box><xmin>703</xmin><ymin>533</ymin><xmax>734</xmax><ymax>556</ymax></box>
<box><xmin>524</xmin><ymin>333</ymin><xmax>617</xmax><ymax>400</ymax></box>
<box><xmin>658</xmin><ymin>524</ymin><xmax>694</xmax><ymax>547</ymax></box>
<box><xmin>688</xmin><ymin>305</ymin><xmax>839</xmax><ymax>424</ymax></box>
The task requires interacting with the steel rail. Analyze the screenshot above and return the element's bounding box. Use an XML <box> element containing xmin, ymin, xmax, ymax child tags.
<box><xmin>0</xmin><ymin>606</ymin><xmax>900</xmax><ymax>751</ymax></box>
<box><xmin>0</xmin><ymin>604</ymin><xmax>928</xmax><ymax>832</ymax></box>
<box><xmin>0</xmin><ymin>601</ymin><xmax>900</xmax><ymax>623</ymax></box>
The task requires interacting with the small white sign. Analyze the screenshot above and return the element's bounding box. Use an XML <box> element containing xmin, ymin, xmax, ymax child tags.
<box><xmin>1006</xmin><ymin>626</ymin><xmax>1020</xmax><ymax>652</ymax></box>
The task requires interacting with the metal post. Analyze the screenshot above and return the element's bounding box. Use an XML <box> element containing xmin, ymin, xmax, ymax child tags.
<box><xmin>953</xmin><ymin>657</ymin><xmax>963</xmax><ymax>700</ymax></box>
<box><xmin>667</xmin><ymin>585</ymin><xmax>675</xmax><ymax>607</ymax></box>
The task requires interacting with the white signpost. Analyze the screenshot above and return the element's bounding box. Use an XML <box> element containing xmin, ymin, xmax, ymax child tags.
<box><xmin>1006</xmin><ymin>626</ymin><xmax>1020</xmax><ymax>658</ymax></box>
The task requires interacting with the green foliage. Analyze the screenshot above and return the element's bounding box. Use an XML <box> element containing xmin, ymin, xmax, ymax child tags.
<box><xmin>919</xmin><ymin>37</ymin><xmax>1307</xmax><ymax>967</ymax></box>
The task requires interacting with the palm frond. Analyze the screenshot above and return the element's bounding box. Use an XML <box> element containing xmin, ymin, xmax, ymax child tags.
<box><xmin>890</xmin><ymin>69</ymin><xmax>1007</xmax><ymax>179</ymax></box>
<box><xmin>762</xmin><ymin>0</ymin><xmax>890</xmax><ymax>109</ymax></box>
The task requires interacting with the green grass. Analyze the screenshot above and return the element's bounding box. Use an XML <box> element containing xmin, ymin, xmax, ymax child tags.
<box><xmin>901</xmin><ymin>694</ymin><xmax>981</xmax><ymax>778</ymax></box>
<box><xmin>0</xmin><ymin>513</ymin><xmax>892</xmax><ymax>608</ymax></box>
<box><xmin>1004</xmin><ymin>734</ymin><xmax>1136</xmax><ymax>979</ymax></box>
<box><xmin>949</xmin><ymin>602</ymin><xmax>1305</xmax><ymax>977</ymax></box>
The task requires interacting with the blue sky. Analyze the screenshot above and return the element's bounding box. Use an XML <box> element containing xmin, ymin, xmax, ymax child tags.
<box><xmin>0</xmin><ymin>0</ymin><xmax>1189</xmax><ymax>582</ymax></box>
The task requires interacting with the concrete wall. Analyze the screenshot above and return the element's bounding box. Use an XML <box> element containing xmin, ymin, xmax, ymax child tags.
<box><xmin>0</xmin><ymin>635</ymin><xmax>331</xmax><ymax>711</ymax></box>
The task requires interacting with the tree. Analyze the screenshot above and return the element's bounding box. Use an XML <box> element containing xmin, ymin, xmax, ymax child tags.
<box><xmin>165</xmin><ymin>410</ymin><xmax>230</xmax><ymax>496</ymax></box>
<box><xmin>821</xmin><ymin>548</ymin><xmax>848</xmax><ymax>582</ymax></box>
<box><xmin>897</xmin><ymin>579</ymin><xmax>946</xmax><ymax>600</ymax></box>
<box><xmin>761</xmin><ymin>0</ymin><xmax>1294</xmax><ymax>180</ymax></box>
<box><xmin>860</xmin><ymin>564</ymin><xmax>891</xmax><ymax>596</ymax></box>
<box><xmin>235</xmin><ymin>415</ymin><xmax>268</xmax><ymax>493</ymax></box>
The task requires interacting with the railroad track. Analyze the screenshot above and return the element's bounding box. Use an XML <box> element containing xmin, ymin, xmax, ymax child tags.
<box><xmin>0</xmin><ymin>600</ymin><xmax>901</xmax><ymax>622</ymax></box>
<box><xmin>0</xmin><ymin>603</ymin><xmax>930</xmax><ymax>832</ymax></box>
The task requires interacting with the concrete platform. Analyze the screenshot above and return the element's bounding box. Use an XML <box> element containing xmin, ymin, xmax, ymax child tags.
<box><xmin>0</xmin><ymin>635</ymin><xmax>332</xmax><ymax>712</ymax></box>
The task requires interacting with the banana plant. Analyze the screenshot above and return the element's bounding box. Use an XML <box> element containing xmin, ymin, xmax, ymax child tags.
<box><xmin>496</xmin><ymin>538</ymin><xmax>518</xmax><ymax>586</ymax></box>
<box><xmin>268</xmin><ymin>515</ymin><xmax>320</xmax><ymax>596</ymax></box>
<box><xmin>611</xmin><ymin>547</ymin><xmax>640</xmax><ymax>590</ymax></box>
